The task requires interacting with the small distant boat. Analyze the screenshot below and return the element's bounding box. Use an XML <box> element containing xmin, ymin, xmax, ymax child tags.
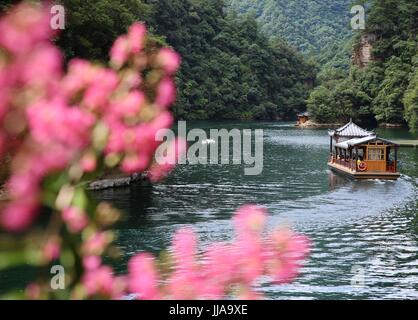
<box><xmin>327</xmin><ymin>120</ymin><xmax>400</xmax><ymax>180</ymax></box>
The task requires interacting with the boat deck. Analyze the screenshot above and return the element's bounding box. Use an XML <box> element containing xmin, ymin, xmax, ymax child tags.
<box><xmin>328</xmin><ymin>162</ymin><xmax>400</xmax><ymax>180</ymax></box>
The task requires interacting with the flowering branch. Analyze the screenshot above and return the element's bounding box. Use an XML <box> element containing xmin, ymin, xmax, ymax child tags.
<box><xmin>0</xmin><ymin>3</ymin><xmax>310</xmax><ymax>300</ymax></box>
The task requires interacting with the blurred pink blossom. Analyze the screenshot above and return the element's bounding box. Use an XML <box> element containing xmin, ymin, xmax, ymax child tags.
<box><xmin>156</xmin><ymin>78</ymin><xmax>176</xmax><ymax>108</ymax></box>
<box><xmin>110</xmin><ymin>35</ymin><xmax>130</xmax><ymax>68</ymax></box>
<box><xmin>83</xmin><ymin>256</ymin><xmax>102</xmax><ymax>271</ymax></box>
<box><xmin>42</xmin><ymin>238</ymin><xmax>61</xmax><ymax>262</ymax></box>
<box><xmin>109</xmin><ymin>91</ymin><xmax>145</xmax><ymax>118</ymax></box>
<box><xmin>0</xmin><ymin>3</ymin><xmax>53</xmax><ymax>55</ymax></box>
<box><xmin>156</xmin><ymin>48</ymin><xmax>181</xmax><ymax>75</ymax></box>
<box><xmin>27</xmin><ymin>100</ymin><xmax>95</xmax><ymax>149</ymax></box>
<box><xmin>82</xmin><ymin>232</ymin><xmax>109</xmax><ymax>255</ymax></box>
<box><xmin>82</xmin><ymin>265</ymin><xmax>115</xmax><ymax>297</ymax></box>
<box><xmin>148</xmin><ymin>137</ymin><xmax>187</xmax><ymax>182</ymax></box>
<box><xmin>80</xmin><ymin>153</ymin><xmax>97</xmax><ymax>173</ymax></box>
<box><xmin>62</xmin><ymin>207</ymin><xmax>89</xmax><ymax>233</ymax></box>
<box><xmin>128</xmin><ymin>23</ymin><xmax>146</xmax><ymax>54</ymax></box>
<box><xmin>129</xmin><ymin>253</ymin><xmax>160</xmax><ymax>300</ymax></box>
<box><xmin>233</xmin><ymin>204</ymin><xmax>267</xmax><ymax>235</ymax></box>
<box><xmin>0</xmin><ymin>197</ymin><xmax>39</xmax><ymax>231</ymax></box>
<box><xmin>127</xmin><ymin>205</ymin><xmax>311</xmax><ymax>300</ymax></box>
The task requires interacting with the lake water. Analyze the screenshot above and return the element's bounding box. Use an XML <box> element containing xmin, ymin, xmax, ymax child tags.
<box><xmin>95</xmin><ymin>122</ymin><xmax>418</xmax><ymax>299</ymax></box>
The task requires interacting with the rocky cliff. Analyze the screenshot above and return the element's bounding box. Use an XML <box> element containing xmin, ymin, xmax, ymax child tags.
<box><xmin>352</xmin><ymin>34</ymin><xmax>377</xmax><ymax>68</ymax></box>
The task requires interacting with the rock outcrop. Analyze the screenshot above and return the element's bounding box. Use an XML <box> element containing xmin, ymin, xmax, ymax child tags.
<box><xmin>352</xmin><ymin>33</ymin><xmax>377</xmax><ymax>68</ymax></box>
<box><xmin>88</xmin><ymin>173</ymin><xmax>147</xmax><ymax>191</ymax></box>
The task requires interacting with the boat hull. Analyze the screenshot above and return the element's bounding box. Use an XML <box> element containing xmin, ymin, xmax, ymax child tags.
<box><xmin>327</xmin><ymin>162</ymin><xmax>400</xmax><ymax>180</ymax></box>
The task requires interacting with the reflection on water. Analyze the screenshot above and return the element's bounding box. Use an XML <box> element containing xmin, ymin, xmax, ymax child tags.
<box><xmin>93</xmin><ymin>122</ymin><xmax>418</xmax><ymax>299</ymax></box>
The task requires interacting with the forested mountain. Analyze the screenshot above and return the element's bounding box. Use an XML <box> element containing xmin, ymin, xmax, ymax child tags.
<box><xmin>147</xmin><ymin>0</ymin><xmax>316</xmax><ymax>120</ymax></box>
<box><xmin>3</xmin><ymin>0</ymin><xmax>415</xmax><ymax>128</ymax></box>
<box><xmin>228</xmin><ymin>0</ymin><xmax>353</xmax><ymax>58</ymax></box>
<box><xmin>307</xmin><ymin>0</ymin><xmax>418</xmax><ymax>130</ymax></box>
<box><xmin>1</xmin><ymin>0</ymin><xmax>316</xmax><ymax>121</ymax></box>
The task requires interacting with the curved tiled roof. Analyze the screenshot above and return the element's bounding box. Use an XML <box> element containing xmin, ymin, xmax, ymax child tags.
<box><xmin>328</xmin><ymin>120</ymin><xmax>374</xmax><ymax>137</ymax></box>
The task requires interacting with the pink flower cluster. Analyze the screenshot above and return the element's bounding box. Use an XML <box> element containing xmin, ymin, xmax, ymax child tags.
<box><xmin>71</xmin><ymin>205</ymin><xmax>309</xmax><ymax>300</ymax></box>
<box><xmin>82</xmin><ymin>256</ymin><xmax>126</xmax><ymax>299</ymax></box>
<box><xmin>128</xmin><ymin>205</ymin><xmax>311</xmax><ymax>300</ymax></box>
<box><xmin>0</xmin><ymin>3</ymin><xmax>182</xmax><ymax>232</ymax></box>
<box><xmin>0</xmin><ymin>4</ymin><xmax>311</xmax><ymax>301</ymax></box>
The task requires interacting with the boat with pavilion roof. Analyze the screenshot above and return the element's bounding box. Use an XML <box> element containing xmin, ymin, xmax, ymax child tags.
<box><xmin>327</xmin><ymin>120</ymin><xmax>400</xmax><ymax>180</ymax></box>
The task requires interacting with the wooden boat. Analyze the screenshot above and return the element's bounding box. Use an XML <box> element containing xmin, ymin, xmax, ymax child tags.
<box><xmin>327</xmin><ymin>120</ymin><xmax>400</xmax><ymax>180</ymax></box>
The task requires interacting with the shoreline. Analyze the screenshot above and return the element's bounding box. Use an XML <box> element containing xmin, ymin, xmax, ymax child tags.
<box><xmin>87</xmin><ymin>173</ymin><xmax>148</xmax><ymax>191</ymax></box>
<box><xmin>297</xmin><ymin>120</ymin><xmax>407</xmax><ymax>129</ymax></box>
<box><xmin>0</xmin><ymin>173</ymin><xmax>149</xmax><ymax>202</ymax></box>
<box><xmin>296</xmin><ymin>120</ymin><xmax>344</xmax><ymax>128</ymax></box>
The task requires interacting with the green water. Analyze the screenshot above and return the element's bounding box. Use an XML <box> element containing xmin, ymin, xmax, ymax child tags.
<box><xmin>91</xmin><ymin>122</ymin><xmax>418</xmax><ymax>300</ymax></box>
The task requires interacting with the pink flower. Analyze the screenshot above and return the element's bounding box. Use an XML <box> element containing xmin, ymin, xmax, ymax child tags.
<box><xmin>266</xmin><ymin>230</ymin><xmax>311</xmax><ymax>284</ymax></box>
<box><xmin>156</xmin><ymin>48</ymin><xmax>181</xmax><ymax>75</ymax></box>
<box><xmin>128</xmin><ymin>253</ymin><xmax>160</xmax><ymax>300</ymax></box>
<box><xmin>200</xmin><ymin>243</ymin><xmax>236</xmax><ymax>298</ymax></box>
<box><xmin>128</xmin><ymin>23</ymin><xmax>146</xmax><ymax>54</ymax></box>
<box><xmin>82</xmin><ymin>232</ymin><xmax>109</xmax><ymax>256</ymax></box>
<box><xmin>83</xmin><ymin>256</ymin><xmax>102</xmax><ymax>271</ymax></box>
<box><xmin>172</xmin><ymin>228</ymin><xmax>197</xmax><ymax>269</ymax></box>
<box><xmin>147</xmin><ymin>163</ymin><xmax>173</xmax><ymax>183</ymax></box>
<box><xmin>167</xmin><ymin>271</ymin><xmax>202</xmax><ymax>300</ymax></box>
<box><xmin>80</xmin><ymin>152</ymin><xmax>97</xmax><ymax>173</ymax></box>
<box><xmin>105</xmin><ymin>122</ymin><xmax>127</xmax><ymax>154</ymax></box>
<box><xmin>151</xmin><ymin>111</ymin><xmax>174</xmax><ymax>131</ymax></box>
<box><xmin>155</xmin><ymin>78</ymin><xmax>176</xmax><ymax>108</ymax></box>
<box><xmin>109</xmin><ymin>91</ymin><xmax>145</xmax><ymax>118</ymax></box>
<box><xmin>121</xmin><ymin>154</ymin><xmax>151</xmax><ymax>174</ymax></box>
<box><xmin>165</xmin><ymin>228</ymin><xmax>206</xmax><ymax>298</ymax></box>
<box><xmin>148</xmin><ymin>138</ymin><xmax>187</xmax><ymax>182</ymax></box>
<box><xmin>42</xmin><ymin>237</ymin><xmax>61</xmax><ymax>261</ymax></box>
<box><xmin>0</xmin><ymin>133</ymin><xmax>5</xmax><ymax>157</ymax></box>
<box><xmin>19</xmin><ymin>44</ymin><xmax>62</xmax><ymax>87</ymax></box>
<box><xmin>0</xmin><ymin>89</ymin><xmax>10</xmax><ymax>123</ymax></box>
<box><xmin>26</xmin><ymin>283</ymin><xmax>42</xmax><ymax>300</ymax></box>
<box><xmin>61</xmin><ymin>59</ymin><xmax>94</xmax><ymax>96</ymax></box>
<box><xmin>233</xmin><ymin>204</ymin><xmax>267</xmax><ymax>235</ymax></box>
<box><xmin>62</xmin><ymin>207</ymin><xmax>89</xmax><ymax>233</ymax></box>
<box><xmin>82</xmin><ymin>69</ymin><xmax>119</xmax><ymax>111</ymax></box>
<box><xmin>27</xmin><ymin>98</ymin><xmax>95</xmax><ymax>149</ymax></box>
<box><xmin>110</xmin><ymin>35</ymin><xmax>130</xmax><ymax>68</ymax></box>
<box><xmin>0</xmin><ymin>197</ymin><xmax>39</xmax><ymax>231</ymax></box>
<box><xmin>270</xmin><ymin>260</ymin><xmax>299</xmax><ymax>284</ymax></box>
<box><xmin>0</xmin><ymin>3</ymin><xmax>54</xmax><ymax>55</ymax></box>
<box><xmin>236</xmin><ymin>287</ymin><xmax>264</xmax><ymax>300</ymax></box>
<box><xmin>7</xmin><ymin>173</ymin><xmax>40</xmax><ymax>198</ymax></box>
<box><xmin>234</xmin><ymin>235</ymin><xmax>264</xmax><ymax>284</ymax></box>
<box><xmin>82</xmin><ymin>265</ymin><xmax>115</xmax><ymax>297</ymax></box>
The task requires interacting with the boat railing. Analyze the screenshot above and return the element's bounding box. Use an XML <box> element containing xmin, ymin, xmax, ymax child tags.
<box><xmin>329</xmin><ymin>155</ymin><xmax>357</xmax><ymax>171</ymax></box>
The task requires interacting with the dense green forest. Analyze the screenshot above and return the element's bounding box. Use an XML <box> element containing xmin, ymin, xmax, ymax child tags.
<box><xmin>1</xmin><ymin>0</ymin><xmax>417</xmax><ymax>128</ymax></box>
<box><xmin>0</xmin><ymin>0</ymin><xmax>316</xmax><ymax>121</ymax></box>
<box><xmin>147</xmin><ymin>0</ymin><xmax>315</xmax><ymax>120</ymax></box>
<box><xmin>307</xmin><ymin>0</ymin><xmax>418</xmax><ymax>130</ymax></box>
<box><xmin>228</xmin><ymin>0</ymin><xmax>354</xmax><ymax>70</ymax></box>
